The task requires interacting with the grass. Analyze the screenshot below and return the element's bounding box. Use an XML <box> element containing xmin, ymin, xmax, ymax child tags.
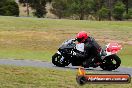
<box><xmin>0</xmin><ymin>65</ymin><xmax>132</xmax><ymax>88</ymax></box>
<box><xmin>0</xmin><ymin>16</ymin><xmax>132</xmax><ymax>31</ymax></box>
<box><xmin>0</xmin><ymin>49</ymin><xmax>52</xmax><ymax>61</ymax></box>
<box><xmin>118</xmin><ymin>45</ymin><xmax>132</xmax><ymax>67</ymax></box>
<box><xmin>0</xmin><ymin>16</ymin><xmax>131</xmax><ymax>67</ymax></box>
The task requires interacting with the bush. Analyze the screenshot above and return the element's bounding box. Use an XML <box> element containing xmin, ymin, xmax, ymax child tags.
<box><xmin>124</xmin><ymin>9</ymin><xmax>132</xmax><ymax>19</ymax></box>
<box><xmin>113</xmin><ymin>1</ymin><xmax>125</xmax><ymax>20</ymax></box>
<box><xmin>129</xmin><ymin>10</ymin><xmax>132</xmax><ymax>19</ymax></box>
<box><xmin>0</xmin><ymin>8</ymin><xmax>6</xmax><ymax>15</ymax></box>
<box><xmin>0</xmin><ymin>0</ymin><xmax>19</xmax><ymax>16</ymax></box>
<box><xmin>33</xmin><ymin>5</ymin><xmax>46</xmax><ymax>18</ymax></box>
<box><xmin>50</xmin><ymin>0</ymin><xmax>69</xmax><ymax>19</ymax></box>
<box><xmin>98</xmin><ymin>7</ymin><xmax>110</xmax><ymax>20</ymax></box>
<box><xmin>123</xmin><ymin>13</ymin><xmax>131</xmax><ymax>19</ymax></box>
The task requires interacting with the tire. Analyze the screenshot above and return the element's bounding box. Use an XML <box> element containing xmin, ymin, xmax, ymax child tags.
<box><xmin>52</xmin><ymin>53</ymin><xmax>70</xmax><ymax>67</ymax></box>
<box><xmin>52</xmin><ymin>53</ymin><xmax>59</xmax><ymax>65</ymax></box>
<box><xmin>100</xmin><ymin>54</ymin><xmax>121</xmax><ymax>71</ymax></box>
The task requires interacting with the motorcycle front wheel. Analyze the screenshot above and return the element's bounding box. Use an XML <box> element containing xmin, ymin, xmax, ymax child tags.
<box><xmin>52</xmin><ymin>53</ymin><xmax>70</xmax><ymax>67</ymax></box>
<box><xmin>100</xmin><ymin>54</ymin><xmax>121</xmax><ymax>71</ymax></box>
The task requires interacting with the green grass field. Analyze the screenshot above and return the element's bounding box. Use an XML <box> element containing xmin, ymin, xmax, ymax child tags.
<box><xmin>0</xmin><ymin>65</ymin><xmax>131</xmax><ymax>88</ymax></box>
<box><xmin>0</xmin><ymin>16</ymin><xmax>132</xmax><ymax>67</ymax></box>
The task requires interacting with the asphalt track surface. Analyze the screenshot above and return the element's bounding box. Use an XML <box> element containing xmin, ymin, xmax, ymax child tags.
<box><xmin>0</xmin><ymin>59</ymin><xmax>132</xmax><ymax>76</ymax></box>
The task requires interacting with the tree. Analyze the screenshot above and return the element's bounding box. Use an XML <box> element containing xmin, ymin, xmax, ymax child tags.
<box><xmin>122</xmin><ymin>0</ymin><xmax>132</xmax><ymax>19</ymax></box>
<box><xmin>113</xmin><ymin>1</ymin><xmax>125</xmax><ymax>20</ymax></box>
<box><xmin>0</xmin><ymin>0</ymin><xmax>6</xmax><ymax>15</ymax></box>
<box><xmin>122</xmin><ymin>0</ymin><xmax>128</xmax><ymax>14</ymax></box>
<box><xmin>123</xmin><ymin>8</ymin><xmax>132</xmax><ymax>19</ymax></box>
<box><xmin>68</xmin><ymin>0</ymin><xmax>95</xmax><ymax>20</ymax></box>
<box><xmin>0</xmin><ymin>0</ymin><xmax>19</xmax><ymax>16</ymax></box>
<box><xmin>98</xmin><ymin>7</ymin><xmax>110</xmax><ymax>20</ymax></box>
<box><xmin>19</xmin><ymin>0</ymin><xmax>51</xmax><ymax>18</ymax></box>
<box><xmin>50</xmin><ymin>0</ymin><xmax>69</xmax><ymax>19</ymax></box>
<box><xmin>31</xmin><ymin>0</ymin><xmax>47</xmax><ymax>18</ymax></box>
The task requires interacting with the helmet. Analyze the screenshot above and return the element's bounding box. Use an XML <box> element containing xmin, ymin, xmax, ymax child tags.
<box><xmin>76</xmin><ymin>31</ymin><xmax>88</xmax><ymax>43</ymax></box>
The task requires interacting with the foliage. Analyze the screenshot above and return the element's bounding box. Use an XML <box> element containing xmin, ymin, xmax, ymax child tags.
<box><xmin>123</xmin><ymin>13</ymin><xmax>131</xmax><ymax>19</ymax></box>
<box><xmin>68</xmin><ymin>0</ymin><xmax>95</xmax><ymax>20</ymax></box>
<box><xmin>32</xmin><ymin>3</ymin><xmax>46</xmax><ymax>18</ymax></box>
<box><xmin>98</xmin><ymin>7</ymin><xmax>110</xmax><ymax>20</ymax></box>
<box><xmin>123</xmin><ymin>8</ymin><xmax>132</xmax><ymax>19</ymax></box>
<box><xmin>18</xmin><ymin>0</ymin><xmax>132</xmax><ymax>20</ymax></box>
<box><xmin>129</xmin><ymin>8</ymin><xmax>132</xmax><ymax>17</ymax></box>
<box><xmin>113</xmin><ymin>1</ymin><xmax>125</xmax><ymax>20</ymax></box>
<box><xmin>0</xmin><ymin>0</ymin><xmax>19</xmax><ymax>16</ymax></box>
<box><xmin>49</xmin><ymin>0</ymin><xmax>131</xmax><ymax>20</ymax></box>
<box><xmin>50</xmin><ymin>0</ymin><xmax>69</xmax><ymax>19</ymax></box>
<box><xmin>19</xmin><ymin>0</ymin><xmax>51</xmax><ymax>18</ymax></box>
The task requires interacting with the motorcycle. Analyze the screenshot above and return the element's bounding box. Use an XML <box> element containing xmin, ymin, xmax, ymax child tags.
<box><xmin>52</xmin><ymin>39</ymin><xmax>122</xmax><ymax>71</ymax></box>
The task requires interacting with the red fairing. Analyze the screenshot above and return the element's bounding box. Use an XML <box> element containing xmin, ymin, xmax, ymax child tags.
<box><xmin>106</xmin><ymin>43</ymin><xmax>122</xmax><ymax>54</ymax></box>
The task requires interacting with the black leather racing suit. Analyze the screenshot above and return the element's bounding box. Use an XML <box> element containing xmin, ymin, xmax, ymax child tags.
<box><xmin>75</xmin><ymin>36</ymin><xmax>102</xmax><ymax>66</ymax></box>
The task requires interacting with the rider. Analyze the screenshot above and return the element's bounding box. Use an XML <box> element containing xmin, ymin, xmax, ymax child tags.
<box><xmin>73</xmin><ymin>31</ymin><xmax>102</xmax><ymax>67</ymax></box>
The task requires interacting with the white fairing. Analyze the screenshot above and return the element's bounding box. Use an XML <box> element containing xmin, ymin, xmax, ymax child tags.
<box><xmin>76</xmin><ymin>43</ymin><xmax>84</xmax><ymax>52</ymax></box>
<box><xmin>105</xmin><ymin>43</ymin><xmax>112</xmax><ymax>56</ymax></box>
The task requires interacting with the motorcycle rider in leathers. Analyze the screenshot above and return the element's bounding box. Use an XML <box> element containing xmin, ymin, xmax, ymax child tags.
<box><xmin>72</xmin><ymin>31</ymin><xmax>102</xmax><ymax>67</ymax></box>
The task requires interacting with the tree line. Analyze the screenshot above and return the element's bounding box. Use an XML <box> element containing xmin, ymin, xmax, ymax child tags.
<box><xmin>50</xmin><ymin>0</ymin><xmax>132</xmax><ymax>20</ymax></box>
<box><xmin>0</xmin><ymin>0</ymin><xmax>132</xmax><ymax>20</ymax></box>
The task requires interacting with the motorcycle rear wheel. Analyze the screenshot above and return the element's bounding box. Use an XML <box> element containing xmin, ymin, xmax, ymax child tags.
<box><xmin>52</xmin><ymin>53</ymin><xmax>70</xmax><ymax>67</ymax></box>
<box><xmin>100</xmin><ymin>54</ymin><xmax>121</xmax><ymax>71</ymax></box>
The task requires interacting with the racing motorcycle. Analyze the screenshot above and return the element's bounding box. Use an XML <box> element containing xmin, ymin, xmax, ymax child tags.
<box><xmin>52</xmin><ymin>39</ymin><xmax>122</xmax><ymax>71</ymax></box>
